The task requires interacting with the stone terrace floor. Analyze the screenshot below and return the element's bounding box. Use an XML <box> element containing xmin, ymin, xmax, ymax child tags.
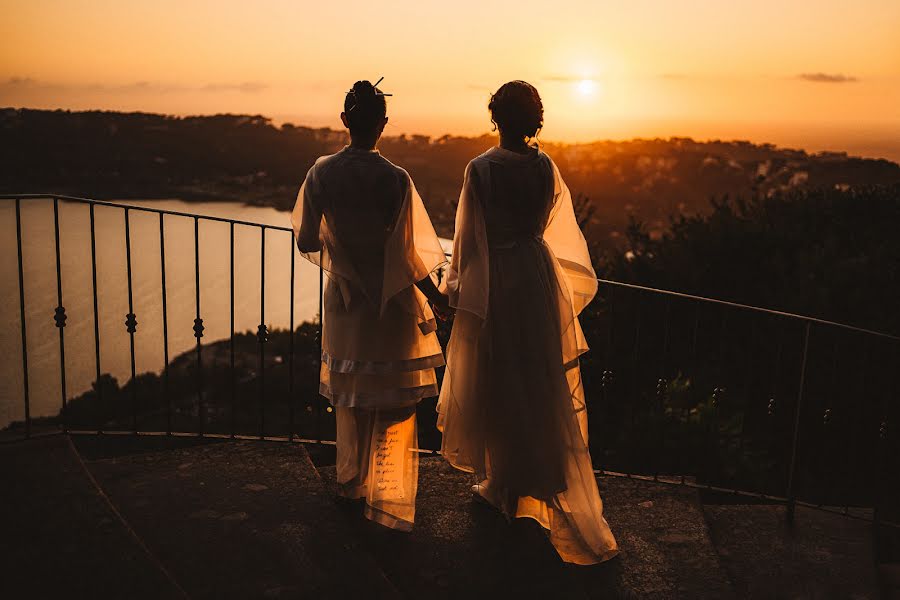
<box><xmin>1</xmin><ymin>434</ymin><xmax>884</xmax><ymax>599</ymax></box>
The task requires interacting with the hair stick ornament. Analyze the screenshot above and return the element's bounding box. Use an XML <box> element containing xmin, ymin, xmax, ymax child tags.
<box><xmin>372</xmin><ymin>77</ymin><xmax>393</xmax><ymax>96</ymax></box>
<box><xmin>346</xmin><ymin>77</ymin><xmax>392</xmax><ymax>112</ymax></box>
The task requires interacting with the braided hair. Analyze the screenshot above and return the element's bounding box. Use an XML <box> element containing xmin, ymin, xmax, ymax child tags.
<box><xmin>344</xmin><ymin>80</ymin><xmax>388</xmax><ymax>135</ymax></box>
<box><xmin>488</xmin><ymin>80</ymin><xmax>544</xmax><ymax>143</ymax></box>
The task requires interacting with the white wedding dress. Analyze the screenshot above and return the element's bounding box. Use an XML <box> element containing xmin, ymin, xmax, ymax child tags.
<box><xmin>437</xmin><ymin>146</ymin><xmax>619</xmax><ymax>564</ymax></box>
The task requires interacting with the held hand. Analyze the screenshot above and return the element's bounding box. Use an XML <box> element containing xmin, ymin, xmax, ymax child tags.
<box><xmin>433</xmin><ymin>305</ymin><xmax>454</xmax><ymax>322</ymax></box>
<box><xmin>431</xmin><ymin>293</ymin><xmax>455</xmax><ymax>322</ymax></box>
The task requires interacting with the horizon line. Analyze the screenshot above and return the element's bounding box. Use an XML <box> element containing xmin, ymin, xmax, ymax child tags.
<box><xmin>4</xmin><ymin>105</ymin><xmax>900</xmax><ymax>164</ymax></box>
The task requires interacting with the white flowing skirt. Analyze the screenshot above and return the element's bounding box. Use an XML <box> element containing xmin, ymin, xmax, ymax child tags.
<box><xmin>322</xmin><ymin>279</ymin><xmax>443</xmax><ymax>530</ymax></box>
<box><xmin>335</xmin><ymin>405</ymin><xmax>419</xmax><ymax>531</ymax></box>
<box><xmin>437</xmin><ymin>239</ymin><xmax>619</xmax><ymax>564</ymax></box>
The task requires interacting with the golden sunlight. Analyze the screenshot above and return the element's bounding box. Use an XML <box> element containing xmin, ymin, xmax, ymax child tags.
<box><xmin>576</xmin><ymin>78</ymin><xmax>598</xmax><ymax>97</ymax></box>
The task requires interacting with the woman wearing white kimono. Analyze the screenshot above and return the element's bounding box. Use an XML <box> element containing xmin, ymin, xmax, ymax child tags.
<box><xmin>437</xmin><ymin>81</ymin><xmax>619</xmax><ymax>564</ymax></box>
<box><xmin>292</xmin><ymin>80</ymin><xmax>449</xmax><ymax>531</ymax></box>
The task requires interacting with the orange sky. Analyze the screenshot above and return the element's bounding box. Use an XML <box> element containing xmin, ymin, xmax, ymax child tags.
<box><xmin>2</xmin><ymin>0</ymin><xmax>899</xmax><ymax>159</ymax></box>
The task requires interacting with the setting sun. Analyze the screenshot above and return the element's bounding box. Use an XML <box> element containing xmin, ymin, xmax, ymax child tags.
<box><xmin>576</xmin><ymin>78</ymin><xmax>598</xmax><ymax>97</ymax></box>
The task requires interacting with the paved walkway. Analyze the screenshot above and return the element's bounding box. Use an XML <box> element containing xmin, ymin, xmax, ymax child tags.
<box><xmin>0</xmin><ymin>435</ymin><xmax>183</xmax><ymax>598</ymax></box>
<box><xmin>1</xmin><ymin>435</ymin><xmax>884</xmax><ymax>599</ymax></box>
<box><xmin>317</xmin><ymin>461</ymin><xmax>736</xmax><ymax>599</ymax></box>
<box><xmin>704</xmin><ymin>504</ymin><xmax>880</xmax><ymax>599</ymax></box>
<box><xmin>76</xmin><ymin>435</ymin><xmax>395</xmax><ymax>599</ymax></box>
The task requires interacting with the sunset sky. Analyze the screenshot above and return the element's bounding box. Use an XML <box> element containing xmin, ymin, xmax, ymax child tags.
<box><xmin>2</xmin><ymin>0</ymin><xmax>899</xmax><ymax>159</ymax></box>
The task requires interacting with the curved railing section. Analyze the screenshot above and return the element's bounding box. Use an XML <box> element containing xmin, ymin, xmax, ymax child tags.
<box><xmin>2</xmin><ymin>194</ymin><xmax>897</xmax><ymax>533</ymax></box>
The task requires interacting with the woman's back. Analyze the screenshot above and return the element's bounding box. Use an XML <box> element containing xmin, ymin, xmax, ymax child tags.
<box><xmin>314</xmin><ymin>148</ymin><xmax>406</xmax><ymax>251</ymax></box>
<box><xmin>308</xmin><ymin>147</ymin><xmax>410</xmax><ymax>302</ymax></box>
<box><xmin>482</xmin><ymin>153</ymin><xmax>554</xmax><ymax>246</ymax></box>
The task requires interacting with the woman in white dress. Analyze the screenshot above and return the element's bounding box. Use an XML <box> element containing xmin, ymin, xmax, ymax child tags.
<box><xmin>292</xmin><ymin>79</ymin><xmax>449</xmax><ymax>531</ymax></box>
<box><xmin>437</xmin><ymin>81</ymin><xmax>619</xmax><ymax>564</ymax></box>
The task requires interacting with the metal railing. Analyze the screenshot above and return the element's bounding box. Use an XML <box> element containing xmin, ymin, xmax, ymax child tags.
<box><xmin>2</xmin><ymin>194</ymin><xmax>898</xmax><ymax>534</ymax></box>
<box><xmin>4</xmin><ymin>194</ymin><xmax>314</xmax><ymax>442</ymax></box>
<box><xmin>587</xmin><ymin>278</ymin><xmax>899</xmax><ymax>530</ymax></box>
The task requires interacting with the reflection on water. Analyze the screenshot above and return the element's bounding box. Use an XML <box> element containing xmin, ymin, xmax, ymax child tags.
<box><xmin>0</xmin><ymin>199</ymin><xmax>321</xmax><ymax>429</ymax></box>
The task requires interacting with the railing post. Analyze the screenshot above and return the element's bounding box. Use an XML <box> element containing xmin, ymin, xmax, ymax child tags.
<box><xmin>288</xmin><ymin>234</ymin><xmax>295</xmax><ymax>442</ymax></box>
<box><xmin>873</xmin><ymin>341</ymin><xmax>897</xmax><ymax>531</ymax></box>
<box><xmin>90</xmin><ymin>204</ymin><xmax>103</xmax><ymax>433</ymax></box>
<box><xmin>229</xmin><ymin>222</ymin><xmax>236</xmax><ymax>438</ymax></box>
<box><xmin>597</xmin><ymin>283</ymin><xmax>613</xmax><ymax>474</ymax></box>
<box><xmin>874</xmin><ymin>417</ymin><xmax>888</xmax><ymax>528</ymax></box>
<box><xmin>124</xmin><ymin>207</ymin><xmax>138</xmax><ymax>434</ymax></box>
<box><xmin>654</xmin><ymin>297</ymin><xmax>671</xmax><ymax>481</ymax></box>
<box><xmin>850</xmin><ymin>339</ymin><xmax>870</xmax><ymax>514</ymax></box>
<box><xmin>821</xmin><ymin>337</ymin><xmax>840</xmax><ymax>509</ymax></box>
<box><xmin>707</xmin><ymin>385</ymin><xmax>723</xmax><ymax>488</ymax></box>
<box><xmin>159</xmin><ymin>213</ymin><xmax>171</xmax><ymax>435</ymax></box>
<box><xmin>766</xmin><ymin>320</ymin><xmax>783</xmax><ymax>497</ymax></box>
<box><xmin>317</xmin><ymin>265</ymin><xmax>324</xmax><ymax>443</ymax></box>
<box><xmin>193</xmin><ymin>216</ymin><xmax>204</xmax><ymax>436</ymax></box>
<box><xmin>258</xmin><ymin>226</ymin><xmax>267</xmax><ymax>439</ymax></box>
<box><xmin>52</xmin><ymin>197</ymin><xmax>68</xmax><ymax>433</ymax></box>
<box><xmin>684</xmin><ymin>304</ymin><xmax>700</xmax><ymax>486</ymax></box>
<box><xmin>786</xmin><ymin>321</ymin><xmax>812</xmax><ymax>525</ymax></box>
<box><xmin>629</xmin><ymin>292</ymin><xmax>642</xmax><ymax>435</ymax></box>
<box><xmin>706</xmin><ymin>309</ymin><xmax>729</xmax><ymax>488</ymax></box>
<box><xmin>15</xmin><ymin>198</ymin><xmax>31</xmax><ymax>438</ymax></box>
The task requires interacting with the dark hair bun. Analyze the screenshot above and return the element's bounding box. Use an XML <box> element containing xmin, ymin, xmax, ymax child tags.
<box><xmin>488</xmin><ymin>80</ymin><xmax>543</xmax><ymax>141</ymax></box>
<box><xmin>344</xmin><ymin>80</ymin><xmax>387</xmax><ymax>133</ymax></box>
<box><xmin>351</xmin><ymin>80</ymin><xmax>376</xmax><ymax>99</ymax></box>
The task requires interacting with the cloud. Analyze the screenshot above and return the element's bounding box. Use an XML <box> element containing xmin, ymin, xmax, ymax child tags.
<box><xmin>2</xmin><ymin>77</ymin><xmax>268</xmax><ymax>94</ymax></box>
<box><xmin>201</xmin><ymin>82</ymin><xmax>268</xmax><ymax>93</ymax></box>
<box><xmin>546</xmin><ymin>73</ymin><xmax>690</xmax><ymax>83</ymax></box>
<box><xmin>798</xmin><ymin>73</ymin><xmax>858</xmax><ymax>83</ymax></box>
<box><xmin>542</xmin><ymin>75</ymin><xmax>581</xmax><ymax>82</ymax></box>
<box><xmin>6</xmin><ymin>76</ymin><xmax>36</xmax><ymax>85</ymax></box>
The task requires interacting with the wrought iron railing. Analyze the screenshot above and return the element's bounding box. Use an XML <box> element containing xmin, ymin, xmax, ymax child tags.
<box><xmin>585</xmin><ymin>279</ymin><xmax>899</xmax><ymax>531</ymax></box>
<box><xmin>2</xmin><ymin>194</ymin><xmax>898</xmax><ymax>535</ymax></box>
<box><xmin>3</xmin><ymin>195</ymin><xmax>315</xmax><ymax>442</ymax></box>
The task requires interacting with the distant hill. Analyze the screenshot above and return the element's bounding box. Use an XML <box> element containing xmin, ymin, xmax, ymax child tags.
<box><xmin>3</xmin><ymin>107</ymin><xmax>899</xmax><ymax>246</ymax></box>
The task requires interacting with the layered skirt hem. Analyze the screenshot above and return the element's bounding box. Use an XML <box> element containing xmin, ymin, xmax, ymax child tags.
<box><xmin>437</xmin><ymin>240</ymin><xmax>619</xmax><ymax>564</ymax></box>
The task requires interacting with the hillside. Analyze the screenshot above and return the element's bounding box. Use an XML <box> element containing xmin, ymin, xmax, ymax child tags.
<box><xmin>3</xmin><ymin>107</ymin><xmax>899</xmax><ymax>246</ymax></box>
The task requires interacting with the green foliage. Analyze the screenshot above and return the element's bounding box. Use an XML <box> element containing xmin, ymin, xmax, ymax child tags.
<box><xmin>599</xmin><ymin>184</ymin><xmax>900</xmax><ymax>335</ymax></box>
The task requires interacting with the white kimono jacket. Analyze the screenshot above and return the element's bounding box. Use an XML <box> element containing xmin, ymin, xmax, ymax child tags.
<box><xmin>292</xmin><ymin>145</ymin><xmax>447</xmax><ymax>530</ymax></box>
